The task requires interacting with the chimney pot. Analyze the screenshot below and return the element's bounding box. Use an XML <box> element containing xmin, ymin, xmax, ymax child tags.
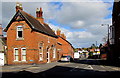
<box><xmin>16</xmin><ymin>2</ymin><xmax>23</xmax><ymax>12</ymax></box>
<box><xmin>39</xmin><ymin>7</ymin><xmax>43</xmax><ymax>18</ymax></box>
<box><xmin>40</xmin><ymin>7</ymin><xmax>42</xmax><ymax>12</ymax></box>
<box><xmin>19</xmin><ymin>4</ymin><xmax>22</xmax><ymax>7</ymax></box>
<box><xmin>16</xmin><ymin>2</ymin><xmax>20</xmax><ymax>6</ymax></box>
<box><xmin>36</xmin><ymin>7</ymin><xmax>44</xmax><ymax>24</ymax></box>
<box><xmin>36</xmin><ymin>8</ymin><xmax>39</xmax><ymax>12</ymax></box>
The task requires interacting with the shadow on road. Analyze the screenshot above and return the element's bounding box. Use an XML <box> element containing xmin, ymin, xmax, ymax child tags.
<box><xmin>72</xmin><ymin>59</ymin><xmax>120</xmax><ymax>67</ymax></box>
<box><xmin>2</xmin><ymin>65</ymin><xmax>120</xmax><ymax>78</ymax></box>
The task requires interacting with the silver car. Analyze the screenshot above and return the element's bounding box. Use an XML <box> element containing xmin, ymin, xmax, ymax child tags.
<box><xmin>60</xmin><ymin>56</ymin><xmax>73</xmax><ymax>62</ymax></box>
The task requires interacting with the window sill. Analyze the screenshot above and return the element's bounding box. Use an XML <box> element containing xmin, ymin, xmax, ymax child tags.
<box><xmin>39</xmin><ymin>60</ymin><xmax>43</xmax><ymax>61</ymax></box>
<box><xmin>13</xmin><ymin>61</ymin><xmax>27</xmax><ymax>62</ymax></box>
<box><xmin>21</xmin><ymin>60</ymin><xmax>26</xmax><ymax>62</ymax></box>
<box><xmin>16</xmin><ymin>38</ymin><xmax>24</xmax><ymax>40</ymax></box>
<box><xmin>13</xmin><ymin>60</ymin><xmax>19</xmax><ymax>62</ymax></box>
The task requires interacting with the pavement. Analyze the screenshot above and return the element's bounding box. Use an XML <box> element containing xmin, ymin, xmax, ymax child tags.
<box><xmin>1</xmin><ymin>62</ymin><xmax>61</xmax><ymax>73</ymax></box>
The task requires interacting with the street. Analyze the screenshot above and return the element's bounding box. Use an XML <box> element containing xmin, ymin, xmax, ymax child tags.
<box><xmin>1</xmin><ymin>59</ymin><xmax>120</xmax><ymax>78</ymax></box>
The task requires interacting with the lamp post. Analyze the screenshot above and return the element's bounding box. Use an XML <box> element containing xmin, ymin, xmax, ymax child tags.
<box><xmin>101</xmin><ymin>24</ymin><xmax>110</xmax><ymax>45</ymax></box>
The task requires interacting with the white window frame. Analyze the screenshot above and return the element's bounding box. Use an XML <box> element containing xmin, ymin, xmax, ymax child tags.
<box><xmin>21</xmin><ymin>48</ymin><xmax>26</xmax><ymax>61</ymax></box>
<box><xmin>17</xmin><ymin>26</ymin><xmax>23</xmax><ymax>39</ymax></box>
<box><xmin>39</xmin><ymin>43</ymin><xmax>44</xmax><ymax>61</ymax></box>
<box><xmin>53</xmin><ymin>47</ymin><xmax>56</xmax><ymax>58</ymax></box>
<box><xmin>14</xmin><ymin>48</ymin><xmax>19</xmax><ymax>61</ymax></box>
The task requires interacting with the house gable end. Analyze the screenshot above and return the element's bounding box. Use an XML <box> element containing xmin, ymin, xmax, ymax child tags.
<box><xmin>4</xmin><ymin>10</ymin><xmax>34</xmax><ymax>32</ymax></box>
<box><xmin>4</xmin><ymin>10</ymin><xmax>57</xmax><ymax>38</ymax></box>
<box><xmin>15</xmin><ymin>12</ymin><xmax>25</xmax><ymax>21</ymax></box>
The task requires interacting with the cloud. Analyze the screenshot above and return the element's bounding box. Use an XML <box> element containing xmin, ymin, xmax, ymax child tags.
<box><xmin>2</xmin><ymin>1</ymin><xmax>113</xmax><ymax>47</ymax></box>
<box><xmin>0</xmin><ymin>1</ymin><xmax>2</xmax><ymax>24</ymax></box>
<box><xmin>53</xmin><ymin>2</ymin><xmax>111</xmax><ymax>29</ymax></box>
<box><xmin>48</xmin><ymin>23</ymin><xmax>105</xmax><ymax>47</ymax></box>
<box><xmin>1</xmin><ymin>0</ymin><xmax>114</xmax><ymax>2</ymax></box>
<box><xmin>46</xmin><ymin>2</ymin><xmax>112</xmax><ymax>47</ymax></box>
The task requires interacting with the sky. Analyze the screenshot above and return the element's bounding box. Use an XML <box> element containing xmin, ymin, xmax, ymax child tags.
<box><xmin>0</xmin><ymin>0</ymin><xmax>114</xmax><ymax>48</ymax></box>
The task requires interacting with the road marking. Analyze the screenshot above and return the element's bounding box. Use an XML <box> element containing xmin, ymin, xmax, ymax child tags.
<box><xmin>110</xmin><ymin>67</ymin><xmax>119</xmax><ymax>71</ymax></box>
<box><xmin>100</xmin><ymin>65</ymin><xmax>105</xmax><ymax>68</ymax></box>
<box><xmin>99</xmin><ymin>70</ymin><xmax>106</xmax><ymax>72</ymax></box>
<box><xmin>84</xmin><ymin>65</ymin><xmax>93</xmax><ymax>70</ymax></box>
<box><xmin>104</xmin><ymin>66</ymin><xmax>120</xmax><ymax>71</ymax></box>
<box><xmin>70</xmin><ymin>66</ymin><xmax>79</xmax><ymax>72</ymax></box>
<box><xmin>26</xmin><ymin>67</ymin><xmax>41</xmax><ymax>70</ymax></box>
<box><xmin>57</xmin><ymin>63</ymin><xmax>71</xmax><ymax>65</ymax></box>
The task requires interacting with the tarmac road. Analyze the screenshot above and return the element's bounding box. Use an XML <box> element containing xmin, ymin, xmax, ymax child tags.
<box><xmin>1</xmin><ymin>59</ymin><xmax>120</xmax><ymax>78</ymax></box>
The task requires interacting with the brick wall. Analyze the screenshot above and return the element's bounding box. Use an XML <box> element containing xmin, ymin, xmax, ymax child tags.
<box><xmin>7</xmin><ymin>21</ymin><xmax>58</xmax><ymax>65</ymax></box>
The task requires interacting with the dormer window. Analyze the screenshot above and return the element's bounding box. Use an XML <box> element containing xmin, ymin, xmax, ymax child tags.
<box><xmin>17</xmin><ymin>26</ymin><xmax>23</xmax><ymax>39</ymax></box>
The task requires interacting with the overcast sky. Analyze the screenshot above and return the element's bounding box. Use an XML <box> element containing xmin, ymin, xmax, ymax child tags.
<box><xmin>0</xmin><ymin>0</ymin><xmax>114</xmax><ymax>48</ymax></box>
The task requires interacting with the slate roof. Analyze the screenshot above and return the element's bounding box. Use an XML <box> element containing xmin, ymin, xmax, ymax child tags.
<box><xmin>4</xmin><ymin>10</ymin><xmax>57</xmax><ymax>38</ymax></box>
<box><xmin>59</xmin><ymin>36</ymin><xmax>74</xmax><ymax>49</ymax></box>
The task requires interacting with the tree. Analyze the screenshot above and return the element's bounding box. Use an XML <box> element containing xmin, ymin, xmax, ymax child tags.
<box><xmin>99</xmin><ymin>44</ymin><xmax>103</xmax><ymax>48</ymax></box>
<box><xmin>91</xmin><ymin>44</ymin><xmax>96</xmax><ymax>48</ymax></box>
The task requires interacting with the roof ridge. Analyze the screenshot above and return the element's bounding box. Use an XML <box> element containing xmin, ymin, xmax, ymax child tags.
<box><xmin>20</xmin><ymin>10</ymin><xmax>57</xmax><ymax>38</ymax></box>
<box><xmin>20</xmin><ymin>10</ymin><xmax>38</xmax><ymax>21</ymax></box>
<box><xmin>4</xmin><ymin>9</ymin><xmax>58</xmax><ymax>38</ymax></box>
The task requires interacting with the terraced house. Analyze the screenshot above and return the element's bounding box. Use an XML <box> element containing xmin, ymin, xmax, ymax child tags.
<box><xmin>4</xmin><ymin>3</ymin><xmax>74</xmax><ymax>65</ymax></box>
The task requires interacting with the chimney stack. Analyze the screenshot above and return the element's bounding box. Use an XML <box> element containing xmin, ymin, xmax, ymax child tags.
<box><xmin>61</xmin><ymin>33</ymin><xmax>66</xmax><ymax>39</ymax></box>
<box><xmin>56</xmin><ymin>29</ymin><xmax>61</xmax><ymax>36</ymax></box>
<box><xmin>16</xmin><ymin>2</ymin><xmax>23</xmax><ymax>12</ymax></box>
<box><xmin>36</xmin><ymin>8</ymin><xmax>39</xmax><ymax>17</ymax></box>
<box><xmin>36</xmin><ymin>7</ymin><xmax>44</xmax><ymax>24</ymax></box>
<box><xmin>39</xmin><ymin>7</ymin><xmax>43</xmax><ymax>18</ymax></box>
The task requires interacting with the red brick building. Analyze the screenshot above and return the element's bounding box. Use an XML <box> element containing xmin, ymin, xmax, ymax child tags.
<box><xmin>56</xmin><ymin>29</ymin><xmax>74</xmax><ymax>59</ymax></box>
<box><xmin>4</xmin><ymin>3</ymin><xmax>74</xmax><ymax>65</ymax></box>
<box><xmin>108</xmin><ymin>0</ymin><xmax>120</xmax><ymax>65</ymax></box>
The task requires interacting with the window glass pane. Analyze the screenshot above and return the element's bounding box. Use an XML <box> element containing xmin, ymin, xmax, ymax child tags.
<box><xmin>39</xmin><ymin>53</ymin><xmax>43</xmax><ymax>60</ymax></box>
<box><xmin>14</xmin><ymin>49</ymin><xmax>19</xmax><ymax>61</ymax></box>
<box><xmin>39</xmin><ymin>50</ymin><xmax>43</xmax><ymax>60</ymax></box>
<box><xmin>40</xmin><ymin>56</ymin><xmax>43</xmax><ymax>60</ymax></box>
<box><xmin>39</xmin><ymin>43</ymin><xmax>44</xmax><ymax>61</ymax></box>
<box><xmin>17</xmin><ymin>26</ymin><xmax>23</xmax><ymax>38</ymax></box>
<box><xmin>18</xmin><ymin>31</ymin><xmax>22</xmax><ymax>37</ymax></box>
<box><xmin>22</xmin><ymin>49</ymin><xmax>26</xmax><ymax>55</ymax></box>
<box><xmin>22</xmin><ymin>48</ymin><xmax>26</xmax><ymax>61</ymax></box>
<box><xmin>15</xmin><ymin>49</ymin><xmax>18</xmax><ymax>55</ymax></box>
<box><xmin>22</xmin><ymin>56</ymin><xmax>26</xmax><ymax>60</ymax></box>
<box><xmin>15</xmin><ymin>56</ymin><xmax>19</xmax><ymax>61</ymax></box>
<box><xmin>22</xmin><ymin>52</ymin><xmax>26</xmax><ymax>55</ymax></box>
<box><xmin>53</xmin><ymin>48</ymin><xmax>56</xmax><ymax>58</ymax></box>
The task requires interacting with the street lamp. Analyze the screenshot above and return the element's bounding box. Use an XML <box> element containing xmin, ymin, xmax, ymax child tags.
<box><xmin>101</xmin><ymin>24</ymin><xmax>110</xmax><ymax>45</ymax></box>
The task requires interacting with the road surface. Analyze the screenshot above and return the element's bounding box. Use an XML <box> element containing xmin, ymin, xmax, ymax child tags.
<box><xmin>1</xmin><ymin>59</ymin><xmax>120</xmax><ymax>78</ymax></box>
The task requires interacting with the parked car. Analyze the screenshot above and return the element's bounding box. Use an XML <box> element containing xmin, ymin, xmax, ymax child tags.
<box><xmin>60</xmin><ymin>56</ymin><xmax>73</xmax><ymax>62</ymax></box>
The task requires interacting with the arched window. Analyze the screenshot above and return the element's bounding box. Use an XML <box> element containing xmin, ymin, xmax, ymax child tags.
<box><xmin>52</xmin><ymin>45</ymin><xmax>56</xmax><ymax>58</ymax></box>
<box><xmin>39</xmin><ymin>42</ymin><xmax>44</xmax><ymax>61</ymax></box>
<box><xmin>53</xmin><ymin>47</ymin><xmax>56</xmax><ymax>58</ymax></box>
